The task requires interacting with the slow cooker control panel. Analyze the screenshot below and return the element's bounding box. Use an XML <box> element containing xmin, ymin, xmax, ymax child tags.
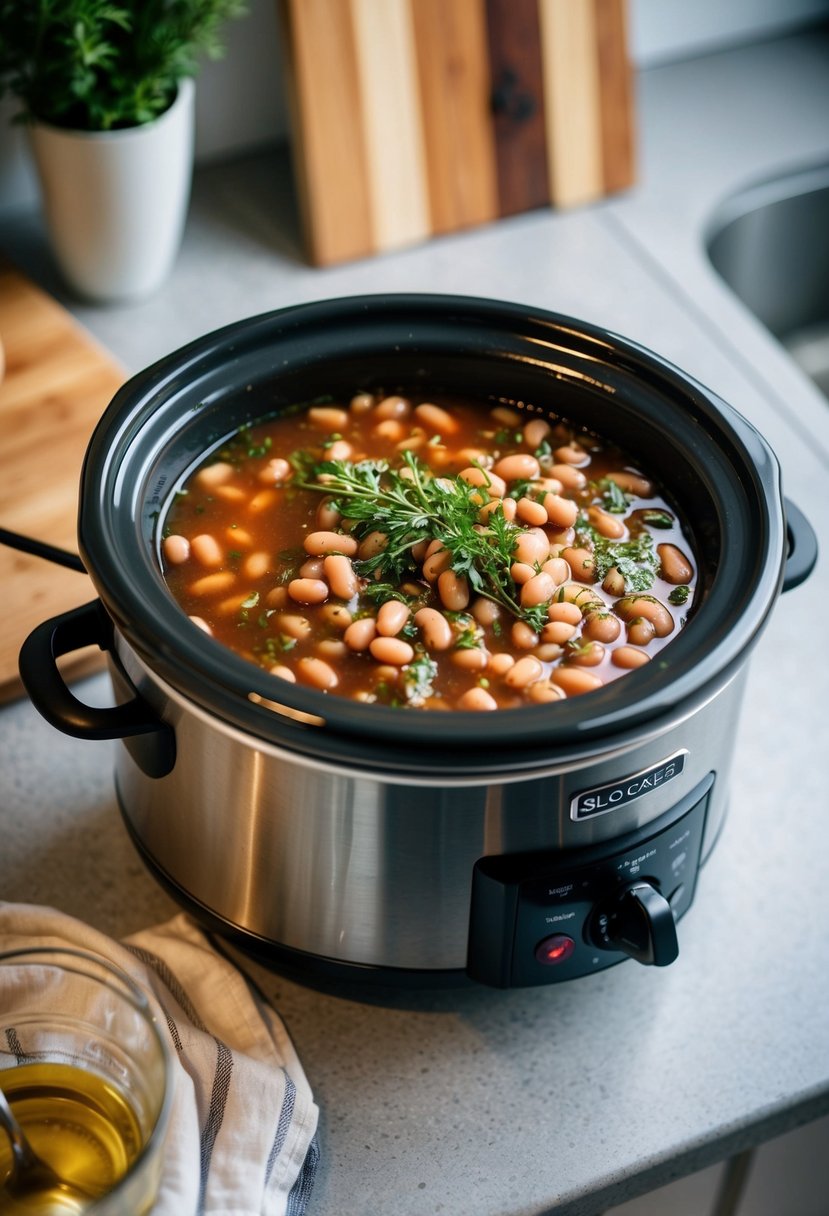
<box><xmin>467</xmin><ymin>775</ymin><xmax>713</xmax><ymax>987</ymax></box>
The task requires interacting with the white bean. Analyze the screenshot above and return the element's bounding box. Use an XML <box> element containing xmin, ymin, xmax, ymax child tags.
<box><xmin>547</xmin><ymin>601</ymin><xmax>582</xmax><ymax>625</ymax></box>
<box><xmin>304</xmin><ymin>531</ymin><xmax>358</xmax><ymax>557</ymax></box>
<box><xmin>550</xmin><ymin>464</ymin><xmax>587</xmax><ymax>492</ymax></box>
<box><xmin>527</xmin><ymin>681</ymin><xmax>564</xmax><ymax>703</ymax></box>
<box><xmin>510</xmin><ymin>562</ymin><xmax>536</xmax><ymax>585</ymax></box>
<box><xmin>452</xmin><ymin>647</ymin><xmax>488</xmax><ymax>670</ymax></box>
<box><xmin>492</xmin><ymin>453</ymin><xmax>540</xmax><ymax>482</ymax></box>
<box><xmin>487</xmin><ymin>653</ymin><xmax>515</xmax><ymax>675</ymax></box>
<box><xmin>374</xmin><ymin>395</ymin><xmax>411</xmax><ymax>419</ymax></box>
<box><xmin>189</xmin><ymin>571</ymin><xmax>235</xmax><ymax>596</ymax></box>
<box><xmin>373</xmin><ymin>418</ymin><xmax>406</xmax><ymax>442</ymax></box>
<box><xmin>553</xmin><ymin>443</ymin><xmax>588</xmax><ymax>465</ymax></box>
<box><xmin>324</xmin><ymin>554</ymin><xmax>359</xmax><ymax>600</ymax></box>
<box><xmin>297</xmin><ymin>657</ymin><xmax>339</xmax><ymax>690</ymax></box>
<box><xmin>512</xmin><ymin>621</ymin><xmax>539</xmax><ymax>650</ymax></box>
<box><xmin>195</xmin><ymin>461</ymin><xmax>234</xmax><ymax>489</ymax></box>
<box><xmin>190</xmin><ymin>533</ymin><xmax>224</xmax><ymax>568</ymax></box>
<box><xmin>377</xmin><ymin>599</ymin><xmax>411</xmax><ymax>637</ymax></box>
<box><xmin>608</xmin><ymin>470</ymin><xmax>653</xmax><ymax>497</ymax></box>
<box><xmin>438</xmin><ymin>570</ymin><xmax>470</xmax><ymax>611</ymax></box>
<box><xmin>521</xmin><ymin>572</ymin><xmax>556</xmax><ymax>608</ymax></box>
<box><xmin>317</xmin><ymin>499</ymin><xmax>341</xmax><ymax>529</ymax></box>
<box><xmin>414</xmin><ymin>607</ymin><xmax>453</xmax><ymax>651</ymax></box>
<box><xmin>657</xmin><ymin>543</ymin><xmax>694</xmax><ymax>585</ymax></box>
<box><xmin>587</xmin><ymin>505</ymin><xmax>626</xmax><ymax>539</ymax></box>
<box><xmin>369</xmin><ymin>636</ymin><xmax>414</xmax><ymax>666</ymax></box>
<box><xmin>163</xmin><ymin>535</ymin><xmax>190</xmax><ymax>565</ymax></box>
<box><xmin>244</xmin><ymin>551</ymin><xmax>271</xmax><ymax>579</ymax></box>
<box><xmin>422</xmin><ymin>547</ymin><xmax>452</xmax><ymax>582</ymax></box>
<box><xmin>320</xmin><ymin>603</ymin><xmax>353</xmax><ymax>630</ymax></box>
<box><xmin>299</xmin><ymin>557</ymin><xmax>324</xmax><ymax>579</ymax></box>
<box><xmin>471</xmin><ymin>598</ymin><xmax>501</xmax><ymax>627</ymax></box>
<box><xmin>612</xmin><ymin>645</ymin><xmax>651</xmax><ymax>669</ymax></box>
<box><xmin>269</xmin><ymin>664</ymin><xmax>295</xmax><ymax>681</ymax></box>
<box><xmin>490</xmin><ymin>406</ymin><xmax>522</xmax><ymax>426</ymax></box>
<box><xmin>414</xmin><ymin>402</ymin><xmax>459</xmax><ymax>434</ymax></box>
<box><xmin>505</xmin><ymin>656</ymin><xmax>543</xmax><ymax>688</ymax></box>
<box><xmin>259</xmin><ymin>457</ymin><xmax>292</xmax><ymax>485</ymax></box>
<box><xmin>288</xmin><ymin>578</ymin><xmax>329</xmax><ymax>605</ymax></box>
<box><xmin>542</xmin><ymin>493</ymin><xmax>579</xmax><ymax>530</ymax></box>
<box><xmin>457</xmin><ymin>687</ymin><xmax>498</xmax><ymax>711</ymax></box>
<box><xmin>523</xmin><ymin>418</ymin><xmax>551</xmax><ymax>449</ymax></box>
<box><xmin>308</xmin><ymin>406</ymin><xmax>348</xmax><ymax>432</ymax></box>
<box><xmin>515</xmin><ymin>497</ymin><xmax>548</xmax><ymax>527</ymax></box>
<box><xmin>459</xmin><ymin>467</ymin><xmax>506</xmax><ymax>498</ymax></box>
<box><xmin>344</xmin><ymin>617</ymin><xmax>377</xmax><ymax>651</ymax></box>
<box><xmin>276</xmin><ymin>613</ymin><xmax>312</xmax><ymax>639</ymax></box>
<box><xmin>551</xmin><ymin>667</ymin><xmax>603</xmax><ymax>696</ymax></box>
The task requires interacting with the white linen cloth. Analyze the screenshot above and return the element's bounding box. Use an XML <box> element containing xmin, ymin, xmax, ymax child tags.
<box><xmin>0</xmin><ymin>902</ymin><xmax>319</xmax><ymax>1216</ymax></box>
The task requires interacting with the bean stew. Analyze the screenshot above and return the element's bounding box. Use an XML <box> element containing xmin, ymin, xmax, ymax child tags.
<box><xmin>160</xmin><ymin>392</ymin><xmax>697</xmax><ymax>711</ymax></box>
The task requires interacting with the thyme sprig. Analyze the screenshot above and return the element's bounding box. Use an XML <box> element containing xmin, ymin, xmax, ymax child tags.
<box><xmin>297</xmin><ymin>451</ymin><xmax>546</xmax><ymax>627</ymax></box>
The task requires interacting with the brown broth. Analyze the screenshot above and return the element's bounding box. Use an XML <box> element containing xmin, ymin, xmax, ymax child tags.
<box><xmin>160</xmin><ymin>392</ymin><xmax>697</xmax><ymax>711</ymax></box>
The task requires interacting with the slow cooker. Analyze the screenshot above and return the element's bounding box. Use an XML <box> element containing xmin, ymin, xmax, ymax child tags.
<box><xmin>17</xmin><ymin>295</ymin><xmax>817</xmax><ymax>988</ymax></box>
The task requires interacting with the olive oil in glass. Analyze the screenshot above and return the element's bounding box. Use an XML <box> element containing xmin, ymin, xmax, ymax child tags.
<box><xmin>0</xmin><ymin>1061</ymin><xmax>142</xmax><ymax>1213</ymax></box>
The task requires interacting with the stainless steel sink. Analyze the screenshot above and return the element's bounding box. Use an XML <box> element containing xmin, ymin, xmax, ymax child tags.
<box><xmin>706</xmin><ymin>162</ymin><xmax>829</xmax><ymax>400</ymax></box>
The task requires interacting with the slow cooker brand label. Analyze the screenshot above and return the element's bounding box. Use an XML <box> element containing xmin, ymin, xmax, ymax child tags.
<box><xmin>570</xmin><ymin>751</ymin><xmax>688</xmax><ymax>820</ymax></box>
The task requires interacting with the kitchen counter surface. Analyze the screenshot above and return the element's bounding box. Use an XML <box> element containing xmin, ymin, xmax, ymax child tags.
<box><xmin>2</xmin><ymin>28</ymin><xmax>829</xmax><ymax>1216</ymax></box>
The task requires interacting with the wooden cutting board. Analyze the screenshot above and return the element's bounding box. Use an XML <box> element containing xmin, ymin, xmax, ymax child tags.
<box><xmin>0</xmin><ymin>263</ymin><xmax>126</xmax><ymax>702</ymax></box>
<box><xmin>279</xmin><ymin>0</ymin><xmax>636</xmax><ymax>265</ymax></box>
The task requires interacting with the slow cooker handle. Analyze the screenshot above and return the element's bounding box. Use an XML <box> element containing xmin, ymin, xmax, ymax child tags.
<box><xmin>783</xmin><ymin>499</ymin><xmax>818</xmax><ymax>593</ymax></box>
<box><xmin>19</xmin><ymin>601</ymin><xmax>175</xmax><ymax>779</ymax></box>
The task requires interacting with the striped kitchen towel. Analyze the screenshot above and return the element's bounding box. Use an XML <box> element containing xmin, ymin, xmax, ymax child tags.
<box><xmin>0</xmin><ymin>902</ymin><xmax>320</xmax><ymax>1215</ymax></box>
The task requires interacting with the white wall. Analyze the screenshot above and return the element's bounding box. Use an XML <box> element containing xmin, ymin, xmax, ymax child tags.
<box><xmin>1</xmin><ymin>0</ymin><xmax>828</xmax><ymax>220</ymax></box>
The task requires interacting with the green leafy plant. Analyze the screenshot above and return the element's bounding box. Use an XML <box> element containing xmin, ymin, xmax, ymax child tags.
<box><xmin>0</xmin><ymin>0</ymin><xmax>247</xmax><ymax>131</ymax></box>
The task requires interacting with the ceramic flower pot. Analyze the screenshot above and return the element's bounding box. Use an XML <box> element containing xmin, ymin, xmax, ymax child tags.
<box><xmin>28</xmin><ymin>79</ymin><xmax>195</xmax><ymax>304</ymax></box>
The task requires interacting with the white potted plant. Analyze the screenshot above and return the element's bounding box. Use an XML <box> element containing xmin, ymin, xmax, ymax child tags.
<box><xmin>0</xmin><ymin>0</ymin><xmax>246</xmax><ymax>303</ymax></box>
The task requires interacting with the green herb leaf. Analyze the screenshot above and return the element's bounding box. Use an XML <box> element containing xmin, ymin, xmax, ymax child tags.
<box><xmin>595</xmin><ymin>477</ymin><xmax>633</xmax><ymax>514</ymax></box>
<box><xmin>639</xmin><ymin>509</ymin><xmax>674</xmax><ymax>528</ymax></box>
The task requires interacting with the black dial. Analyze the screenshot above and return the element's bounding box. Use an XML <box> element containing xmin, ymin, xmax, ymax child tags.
<box><xmin>589</xmin><ymin>880</ymin><xmax>679</xmax><ymax>966</ymax></box>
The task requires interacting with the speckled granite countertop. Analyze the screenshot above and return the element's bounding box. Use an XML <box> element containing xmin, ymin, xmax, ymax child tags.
<box><xmin>2</xmin><ymin>28</ymin><xmax>829</xmax><ymax>1216</ymax></box>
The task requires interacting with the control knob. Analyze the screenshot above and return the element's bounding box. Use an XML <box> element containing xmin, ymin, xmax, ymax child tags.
<box><xmin>589</xmin><ymin>880</ymin><xmax>679</xmax><ymax>966</ymax></box>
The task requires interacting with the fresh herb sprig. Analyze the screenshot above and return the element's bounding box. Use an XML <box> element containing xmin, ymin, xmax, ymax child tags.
<box><xmin>298</xmin><ymin>451</ymin><xmax>546</xmax><ymax>628</ymax></box>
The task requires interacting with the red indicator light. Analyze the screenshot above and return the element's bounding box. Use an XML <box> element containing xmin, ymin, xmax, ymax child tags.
<box><xmin>535</xmin><ymin>934</ymin><xmax>576</xmax><ymax>966</ymax></box>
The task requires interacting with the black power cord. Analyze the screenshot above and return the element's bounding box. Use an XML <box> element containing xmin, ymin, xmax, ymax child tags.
<box><xmin>0</xmin><ymin>527</ymin><xmax>86</xmax><ymax>574</ymax></box>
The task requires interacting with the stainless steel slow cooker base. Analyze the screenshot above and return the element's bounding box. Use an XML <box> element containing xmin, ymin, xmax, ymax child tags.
<box><xmin>110</xmin><ymin>642</ymin><xmax>747</xmax><ymax>980</ymax></box>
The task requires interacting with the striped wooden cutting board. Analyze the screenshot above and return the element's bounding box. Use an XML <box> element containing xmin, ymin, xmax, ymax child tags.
<box><xmin>0</xmin><ymin>263</ymin><xmax>125</xmax><ymax>701</ymax></box>
<box><xmin>280</xmin><ymin>0</ymin><xmax>635</xmax><ymax>266</ymax></box>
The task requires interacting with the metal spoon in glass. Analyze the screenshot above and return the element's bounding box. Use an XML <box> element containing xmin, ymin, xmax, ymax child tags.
<box><xmin>0</xmin><ymin>1083</ymin><xmax>86</xmax><ymax>1207</ymax></box>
